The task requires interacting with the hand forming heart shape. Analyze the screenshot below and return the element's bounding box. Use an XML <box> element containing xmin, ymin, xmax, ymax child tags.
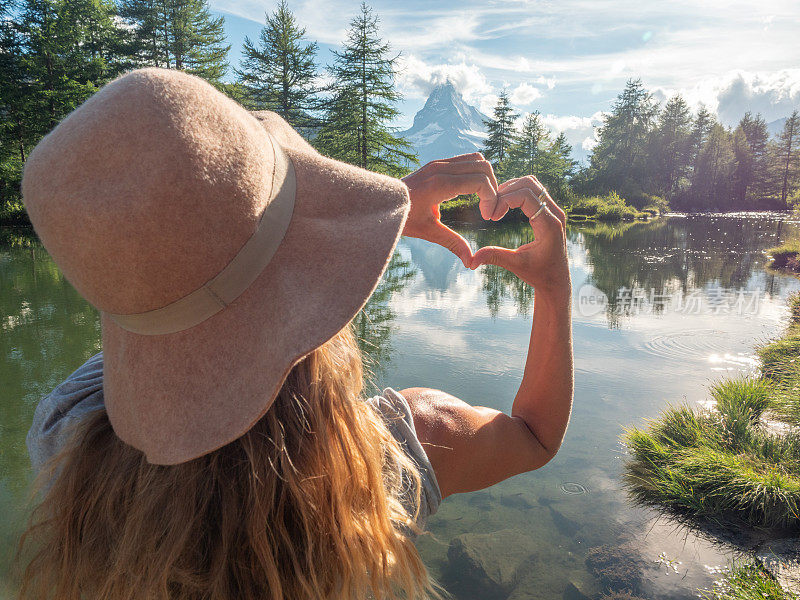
<box><xmin>401</xmin><ymin>154</ymin><xmax>569</xmax><ymax>295</ymax></box>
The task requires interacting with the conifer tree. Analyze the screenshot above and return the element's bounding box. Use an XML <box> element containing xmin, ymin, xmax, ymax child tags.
<box><xmin>118</xmin><ymin>0</ymin><xmax>229</xmax><ymax>84</ymax></box>
<box><xmin>686</xmin><ymin>106</ymin><xmax>714</xmax><ymax>179</ymax></box>
<box><xmin>775</xmin><ymin>111</ymin><xmax>800</xmax><ymax>206</ymax></box>
<box><xmin>549</xmin><ymin>132</ymin><xmax>577</xmax><ymax>196</ymax></box>
<box><xmin>482</xmin><ymin>90</ymin><xmax>518</xmax><ymax>177</ymax></box>
<box><xmin>649</xmin><ymin>95</ymin><xmax>692</xmax><ymax>198</ymax></box>
<box><xmin>589</xmin><ymin>79</ymin><xmax>658</xmax><ymax>193</ymax></box>
<box><xmin>0</xmin><ymin>7</ymin><xmax>28</xmax><ymax>209</ymax></box>
<box><xmin>1</xmin><ymin>0</ymin><xmax>122</xmax><ymax>215</ymax></box>
<box><xmin>314</xmin><ymin>2</ymin><xmax>414</xmax><ymax>176</ymax></box>
<box><xmin>507</xmin><ymin>111</ymin><xmax>550</xmax><ymax>178</ymax></box>
<box><xmin>235</xmin><ymin>0</ymin><xmax>320</xmax><ymax>129</ymax></box>
<box><xmin>689</xmin><ymin>123</ymin><xmax>735</xmax><ymax>210</ymax></box>
<box><xmin>732</xmin><ymin>112</ymin><xmax>771</xmax><ymax>206</ymax></box>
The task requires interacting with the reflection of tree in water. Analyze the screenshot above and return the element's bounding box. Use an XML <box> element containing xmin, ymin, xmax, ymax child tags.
<box><xmin>451</xmin><ymin>216</ymin><xmax>797</xmax><ymax>323</ymax></box>
<box><xmin>0</xmin><ymin>229</ymin><xmax>101</xmax><ymax>495</ymax></box>
<box><xmin>353</xmin><ymin>252</ymin><xmax>416</xmax><ymax>389</ymax></box>
<box><xmin>577</xmin><ymin>216</ymin><xmax>793</xmax><ymax>328</ymax></box>
<box><xmin>467</xmin><ymin>221</ymin><xmax>536</xmax><ymax>317</ymax></box>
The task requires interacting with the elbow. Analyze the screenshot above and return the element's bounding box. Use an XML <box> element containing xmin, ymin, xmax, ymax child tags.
<box><xmin>511</xmin><ymin>415</ymin><xmax>566</xmax><ymax>473</ymax></box>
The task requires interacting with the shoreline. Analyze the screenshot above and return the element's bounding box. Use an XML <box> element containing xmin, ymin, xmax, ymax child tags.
<box><xmin>622</xmin><ymin>293</ymin><xmax>800</xmax><ymax>597</ymax></box>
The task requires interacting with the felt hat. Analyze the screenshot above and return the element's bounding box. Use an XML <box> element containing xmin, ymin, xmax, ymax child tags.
<box><xmin>22</xmin><ymin>68</ymin><xmax>410</xmax><ymax>465</ymax></box>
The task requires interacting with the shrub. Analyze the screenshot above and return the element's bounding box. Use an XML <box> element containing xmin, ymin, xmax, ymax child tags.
<box><xmin>767</xmin><ymin>239</ymin><xmax>800</xmax><ymax>272</ymax></box>
<box><xmin>622</xmin><ymin>370</ymin><xmax>800</xmax><ymax>530</ymax></box>
<box><xmin>700</xmin><ymin>562</ymin><xmax>795</xmax><ymax>600</ymax></box>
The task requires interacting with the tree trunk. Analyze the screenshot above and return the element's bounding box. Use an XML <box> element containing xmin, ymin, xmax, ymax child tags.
<box><xmin>361</xmin><ymin>67</ymin><xmax>367</xmax><ymax>168</ymax></box>
<box><xmin>781</xmin><ymin>120</ymin><xmax>795</xmax><ymax>205</ymax></box>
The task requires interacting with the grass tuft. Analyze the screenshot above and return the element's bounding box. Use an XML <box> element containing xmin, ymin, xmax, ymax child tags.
<box><xmin>700</xmin><ymin>562</ymin><xmax>797</xmax><ymax>600</ymax></box>
<box><xmin>767</xmin><ymin>240</ymin><xmax>800</xmax><ymax>273</ymax></box>
<box><xmin>567</xmin><ymin>192</ymin><xmax>648</xmax><ymax>222</ymax></box>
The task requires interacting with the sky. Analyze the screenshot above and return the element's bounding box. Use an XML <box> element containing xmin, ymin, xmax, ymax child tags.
<box><xmin>211</xmin><ymin>0</ymin><xmax>800</xmax><ymax>158</ymax></box>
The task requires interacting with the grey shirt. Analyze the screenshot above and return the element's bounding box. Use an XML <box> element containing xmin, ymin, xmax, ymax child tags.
<box><xmin>26</xmin><ymin>353</ymin><xmax>441</xmax><ymax>527</ymax></box>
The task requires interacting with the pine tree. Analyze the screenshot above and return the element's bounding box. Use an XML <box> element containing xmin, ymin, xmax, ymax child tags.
<box><xmin>118</xmin><ymin>0</ymin><xmax>229</xmax><ymax>84</ymax></box>
<box><xmin>482</xmin><ymin>90</ymin><xmax>518</xmax><ymax>178</ymax></box>
<box><xmin>775</xmin><ymin>111</ymin><xmax>800</xmax><ymax>206</ymax></box>
<box><xmin>117</xmin><ymin>0</ymin><xmax>161</xmax><ymax>67</ymax></box>
<box><xmin>2</xmin><ymin>0</ymin><xmax>122</xmax><ymax>216</ymax></box>
<box><xmin>690</xmin><ymin>123</ymin><xmax>735</xmax><ymax>210</ymax></box>
<box><xmin>0</xmin><ymin>12</ymin><xmax>28</xmax><ymax>164</ymax></box>
<box><xmin>18</xmin><ymin>0</ymin><xmax>123</xmax><ymax>132</ymax></box>
<box><xmin>732</xmin><ymin>112</ymin><xmax>771</xmax><ymax>206</ymax></box>
<box><xmin>549</xmin><ymin>132</ymin><xmax>577</xmax><ymax>197</ymax></box>
<box><xmin>0</xmin><ymin>8</ymin><xmax>29</xmax><ymax>210</ymax></box>
<box><xmin>686</xmin><ymin>105</ymin><xmax>714</xmax><ymax>179</ymax></box>
<box><xmin>235</xmin><ymin>0</ymin><xmax>320</xmax><ymax>129</ymax></box>
<box><xmin>589</xmin><ymin>79</ymin><xmax>658</xmax><ymax>194</ymax></box>
<box><xmin>649</xmin><ymin>95</ymin><xmax>692</xmax><ymax>198</ymax></box>
<box><xmin>507</xmin><ymin>111</ymin><xmax>550</xmax><ymax>178</ymax></box>
<box><xmin>314</xmin><ymin>2</ymin><xmax>414</xmax><ymax>176</ymax></box>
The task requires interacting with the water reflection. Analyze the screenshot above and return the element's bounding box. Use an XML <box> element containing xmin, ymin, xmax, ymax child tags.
<box><xmin>383</xmin><ymin>215</ymin><xmax>800</xmax><ymax>600</ymax></box>
<box><xmin>3</xmin><ymin>215</ymin><xmax>800</xmax><ymax>599</ymax></box>
<box><xmin>354</xmin><ymin>253</ymin><xmax>417</xmax><ymax>386</ymax></box>
<box><xmin>456</xmin><ymin>215</ymin><xmax>792</xmax><ymax>328</ymax></box>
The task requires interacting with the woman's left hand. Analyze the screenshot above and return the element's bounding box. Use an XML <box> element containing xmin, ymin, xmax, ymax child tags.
<box><xmin>401</xmin><ymin>154</ymin><xmax>498</xmax><ymax>268</ymax></box>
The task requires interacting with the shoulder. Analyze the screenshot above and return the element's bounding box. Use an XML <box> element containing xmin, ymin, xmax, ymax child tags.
<box><xmin>367</xmin><ymin>388</ymin><xmax>443</xmax><ymax>524</ymax></box>
<box><xmin>27</xmin><ymin>352</ymin><xmax>106</xmax><ymax>473</ymax></box>
<box><xmin>398</xmin><ymin>387</ymin><xmax>548</xmax><ymax>497</ymax></box>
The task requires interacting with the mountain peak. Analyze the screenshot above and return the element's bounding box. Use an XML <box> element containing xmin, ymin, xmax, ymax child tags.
<box><xmin>399</xmin><ymin>83</ymin><xmax>489</xmax><ymax>165</ymax></box>
<box><xmin>425</xmin><ymin>80</ymin><xmax>460</xmax><ymax>108</ymax></box>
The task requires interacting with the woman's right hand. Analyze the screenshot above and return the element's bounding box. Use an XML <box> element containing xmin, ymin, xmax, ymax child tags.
<box><xmin>469</xmin><ymin>176</ymin><xmax>570</xmax><ymax>297</ymax></box>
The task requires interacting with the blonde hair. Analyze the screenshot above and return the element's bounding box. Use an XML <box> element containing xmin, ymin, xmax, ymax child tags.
<box><xmin>18</xmin><ymin>325</ymin><xmax>434</xmax><ymax>600</ymax></box>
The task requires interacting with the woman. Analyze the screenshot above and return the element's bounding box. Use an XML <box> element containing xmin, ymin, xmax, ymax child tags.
<box><xmin>19</xmin><ymin>68</ymin><xmax>572</xmax><ymax>600</ymax></box>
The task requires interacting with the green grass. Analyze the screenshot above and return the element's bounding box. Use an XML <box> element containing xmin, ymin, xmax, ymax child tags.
<box><xmin>767</xmin><ymin>240</ymin><xmax>800</xmax><ymax>273</ymax></box>
<box><xmin>567</xmin><ymin>192</ymin><xmax>649</xmax><ymax>222</ymax></box>
<box><xmin>700</xmin><ymin>562</ymin><xmax>797</xmax><ymax>600</ymax></box>
<box><xmin>623</xmin><ymin>295</ymin><xmax>800</xmax><ymax>532</ymax></box>
<box><xmin>758</xmin><ymin>293</ymin><xmax>800</xmax><ymax>425</ymax></box>
<box><xmin>440</xmin><ymin>193</ymin><xmax>480</xmax><ymax>213</ymax></box>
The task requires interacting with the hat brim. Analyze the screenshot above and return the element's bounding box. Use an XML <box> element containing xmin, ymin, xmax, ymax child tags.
<box><xmin>103</xmin><ymin>123</ymin><xmax>409</xmax><ymax>465</ymax></box>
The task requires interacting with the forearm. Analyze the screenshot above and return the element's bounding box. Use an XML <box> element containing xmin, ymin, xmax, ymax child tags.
<box><xmin>511</xmin><ymin>285</ymin><xmax>574</xmax><ymax>457</ymax></box>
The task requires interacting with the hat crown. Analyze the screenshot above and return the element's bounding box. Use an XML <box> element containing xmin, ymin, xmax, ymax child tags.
<box><xmin>23</xmin><ymin>68</ymin><xmax>276</xmax><ymax>314</ymax></box>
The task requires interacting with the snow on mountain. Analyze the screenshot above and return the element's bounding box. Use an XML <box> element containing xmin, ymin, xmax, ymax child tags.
<box><xmin>768</xmin><ymin>117</ymin><xmax>788</xmax><ymax>138</ymax></box>
<box><xmin>399</xmin><ymin>81</ymin><xmax>488</xmax><ymax>166</ymax></box>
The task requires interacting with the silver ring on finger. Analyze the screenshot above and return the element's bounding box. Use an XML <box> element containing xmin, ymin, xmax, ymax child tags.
<box><xmin>530</xmin><ymin>202</ymin><xmax>547</xmax><ymax>221</ymax></box>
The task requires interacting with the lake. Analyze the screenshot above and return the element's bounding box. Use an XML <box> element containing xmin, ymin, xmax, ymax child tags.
<box><xmin>2</xmin><ymin>214</ymin><xmax>800</xmax><ymax>599</ymax></box>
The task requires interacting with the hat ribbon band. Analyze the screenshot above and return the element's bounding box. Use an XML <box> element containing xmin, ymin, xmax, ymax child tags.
<box><xmin>105</xmin><ymin>142</ymin><xmax>296</xmax><ymax>336</ymax></box>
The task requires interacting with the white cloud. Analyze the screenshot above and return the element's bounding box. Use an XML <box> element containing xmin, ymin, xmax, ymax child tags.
<box><xmin>582</xmin><ymin>137</ymin><xmax>599</xmax><ymax>152</ymax></box>
<box><xmin>650</xmin><ymin>69</ymin><xmax>800</xmax><ymax>125</ymax></box>
<box><xmin>510</xmin><ymin>83</ymin><xmax>542</xmax><ymax>105</ymax></box>
<box><xmin>537</xmin><ymin>111</ymin><xmax>605</xmax><ymax>160</ymax></box>
<box><xmin>715</xmin><ymin>70</ymin><xmax>800</xmax><ymax>124</ymax></box>
<box><xmin>395</xmin><ymin>55</ymin><xmax>491</xmax><ymax>102</ymax></box>
<box><xmin>479</xmin><ymin>93</ymin><xmax>499</xmax><ymax>117</ymax></box>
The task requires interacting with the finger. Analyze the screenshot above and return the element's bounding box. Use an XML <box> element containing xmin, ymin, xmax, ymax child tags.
<box><xmin>427</xmin><ymin>221</ymin><xmax>473</xmax><ymax>268</ymax></box>
<box><xmin>501</xmin><ymin>176</ymin><xmax>564</xmax><ymax>217</ymax></box>
<box><xmin>427</xmin><ymin>159</ymin><xmax>498</xmax><ymax>187</ymax></box>
<box><xmin>490</xmin><ymin>199</ymin><xmax>509</xmax><ymax>221</ymax></box>
<box><xmin>470</xmin><ymin>245</ymin><xmax>518</xmax><ymax>271</ymax></box>
<box><xmin>499</xmin><ymin>175</ymin><xmax>544</xmax><ymax>196</ymax></box>
<box><xmin>528</xmin><ymin>204</ymin><xmax>564</xmax><ymax>241</ymax></box>
<box><xmin>424</xmin><ymin>159</ymin><xmax>499</xmax><ymax>202</ymax></box>
<box><xmin>424</xmin><ymin>173</ymin><xmax>498</xmax><ymax>219</ymax></box>
<box><xmin>429</xmin><ymin>152</ymin><xmax>486</xmax><ymax>164</ymax></box>
<box><xmin>498</xmin><ymin>187</ymin><xmax>542</xmax><ymax>219</ymax></box>
<box><xmin>528</xmin><ymin>182</ymin><xmax>566</xmax><ymax>228</ymax></box>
